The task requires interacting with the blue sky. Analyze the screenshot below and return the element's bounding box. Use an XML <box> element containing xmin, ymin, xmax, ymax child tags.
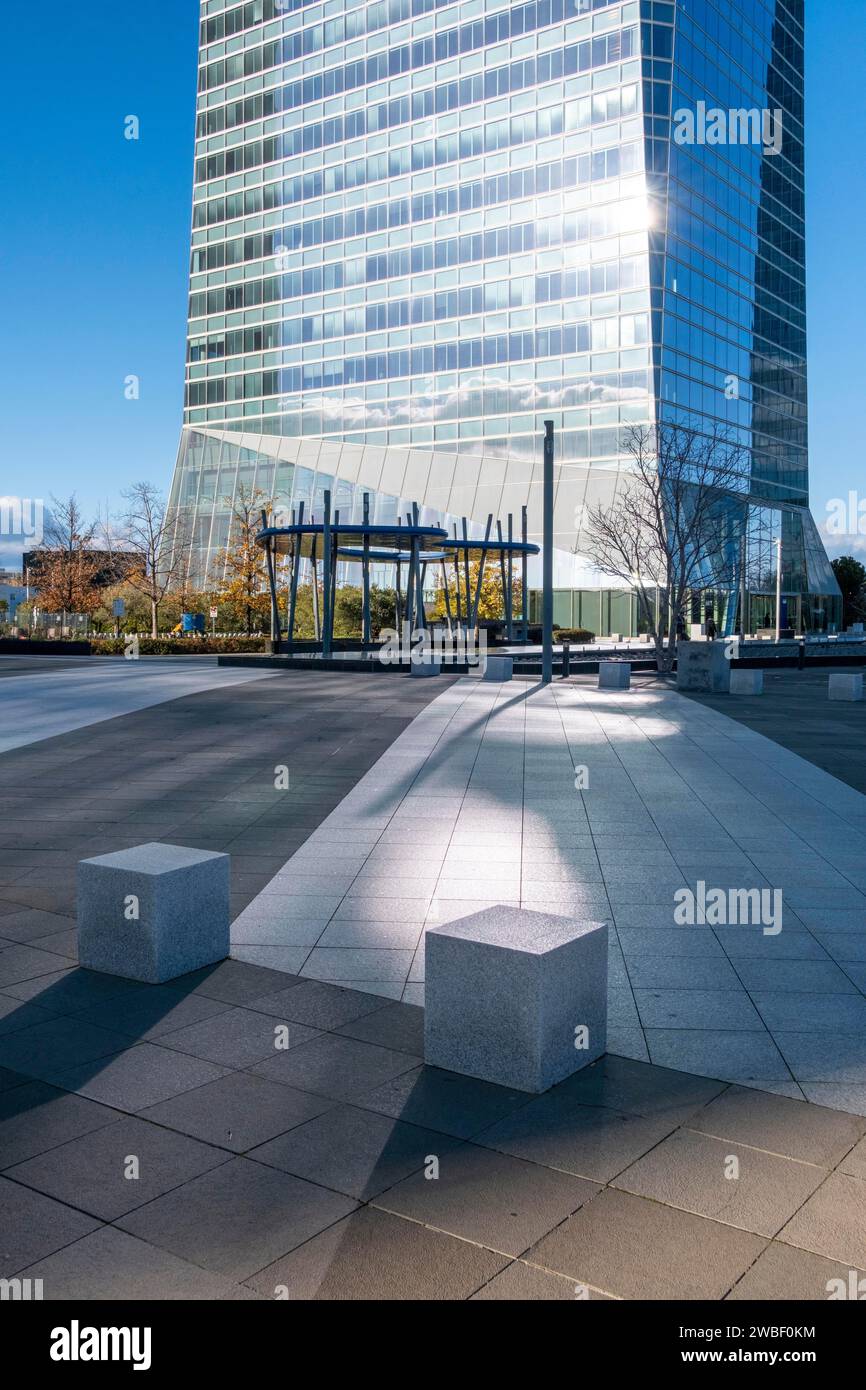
<box><xmin>2</xmin><ymin>0</ymin><xmax>863</xmax><ymax>552</ymax></box>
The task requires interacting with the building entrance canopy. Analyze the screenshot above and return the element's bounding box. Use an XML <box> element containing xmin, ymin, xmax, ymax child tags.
<box><xmin>255</xmin><ymin>493</ymin><xmax>538</xmax><ymax>656</ymax></box>
<box><xmin>257</xmin><ymin>522</ymin><xmax>448</xmax><ymax>558</ymax></box>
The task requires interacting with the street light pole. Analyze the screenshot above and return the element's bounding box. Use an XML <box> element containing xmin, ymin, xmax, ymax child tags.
<box><xmin>738</xmin><ymin>530</ymin><xmax>747</xmax><ymax>641</ymax></box>
<box><xmin>774</xmin><ymin>535</ymin><xmax>782</xmax><ymax>642</ymax></box>
<box><xmin>541</xmin><ymin>420</ymin><xmax>554</xmax><ymax>685</ymax></box>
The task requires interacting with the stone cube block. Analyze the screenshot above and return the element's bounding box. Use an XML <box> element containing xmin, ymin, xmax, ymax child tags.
<box><xmin>598</xmin><ymin>661</ymin><xmax>630</xmax><ymax>690</ymax></box>
<box><xmin>730</xmin><ymin>668</ymin><xmax>763</xmax><ymax>695</ymax></box>
<box><xmin>78</xmin><ymin>842</ymin><xmax>230</xmax><ymax>984</ymax></box>
<box><xmin>677</xmin><ymin>640</ymin><xmax>731</xmax><ymax>693</ymax></box>
<box><xmin>425</xmin><ymin>905</ymin><xmax>608</xmax><ymax>1093</ymax></box>
<box><xmin>483</xmin><ymin>655</ymin><xmax>513</xmax><ymax>682</ymax></box>
<box><xmin>829</xmin><ymin>673</ymin><xmax>864</xmax><ymax>702</ymax></box>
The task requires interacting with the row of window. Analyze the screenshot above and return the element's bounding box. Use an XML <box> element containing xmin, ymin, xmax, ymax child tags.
<box><xmin>665</xmin><ymin>290</ymin><xmax>805</xmax><ymax>368</ymax></box>
<box><xmin>668</xmin><ymin>253</ymin><xmax>804</xmax><ymax>338</ymax></box>
<box><xmin>658</xmin><ymin>343</ymin><xmax>804</xmax><ymax>412</ymax></box>
<box><xmin>185</xmin><ymin>277</ymin><xmax>802</xmax><ymax>399</ymax></box>
<box><xmin>201</xmin><ymin>0</ymin><xmax>454</xmax><ymax>47</ymax></box>
<box><xmin>195</xmin><ymin>26</ymin><xmax>635</xmax><ymax>150</ymax></box>
<box><xmin>186</xmin><ymin>412</ymin><xmax>651</xmax><ymax>458</ymax></box>
<box><xmin>199</xmin><ymin>69</ymin><xmax>635</xmax><ymax>176</ymax></box>
<box><xmin>199</xmin><ymin>0</ymin><xmax>621</xmax><ymax>48</ymax></box>
<box><xmin>185</xmin><ymin>319</ymin><xmax>649</xmax><ymax>405</ymax></box>
<box><xmin>199</xmin><ymin>2</ymin><xmax>636</xmax><ymax>97</ymax></box>
<box><xmin>189</xmin><ymin>249</ymin><xmax>647</xmax><ymax>359</ymax></box>
<box><xmin>667</xmin><ymin>230</ymin><xmax>802</xmax><ymax>322</ymax></box>
<box><xmin>188</xmin><ymin>171</ymin><xmax>640</xmax><ymax>320</ymax></box>
<box><xmin>188</xmin><ymin>168</ymin><xmax>801</xmax><ymax>350</ymax></box>
<box><xmin>196</xmin><ymin>100</ymin><xmax>580</xmax><ymax>199</ymax></box>
<box><xmin>669</xmin><ymin>174</ymin><xmax>803</xmax><ymax>282</ymax></box>
<box><xmin>184</xmin><ymin>339</ymin><xmax>805</xmax><ymax>441</ymax></box>
<box><xmin>192</xmin><ymin>141</ymin><xmax>622</xmax><ymax>238</ymax></box>
<box><xmin>188</xmin><ymin>241</ymin><xmax>646</xmax><ymax>353</ymax></box>
<box><xmin>181</xmin><ymin>386</ymin><xmax>790</xmax><ymax>448</ymax></box>
<box><xmin>188</xmin><ymin>371</ymin><xmax>653</xmax><ymax>414</ymax></box>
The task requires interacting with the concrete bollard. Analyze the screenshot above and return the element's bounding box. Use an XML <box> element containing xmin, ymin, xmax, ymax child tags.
<box><xmin>598</xmin><ymin>661</ymin><xmax>630</xmax><ymax>690</ymax></box>
<box><xmin>730</xmin><ymin>669</ymin><xmax>763</xmax><ymax>695</ymax></box>
<box><xmin>829</xmin><ymin>673</ymin><xmax>864</xmax><ymax>702</ymax></box>
<box><xmin>425</xmin><ymin>905</ymin><xmax>607</xmax><ymax>1093</ymax></box>
<box><xmin>483</xmin><ymin>655</ymin><xmax>513</xmax><ymax>682</ymax></box>
<box><xmin>78</xmin><ymin>843</ymin><xmax>230</xmax><ymax>984</ymax></box>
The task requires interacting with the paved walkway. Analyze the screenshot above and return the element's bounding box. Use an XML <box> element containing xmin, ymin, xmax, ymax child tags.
<box><xmin>686</xmin><ymin>666</ymin><xmax>866</xmax><ymax>795</ymax></box>
<box><xmin>233</xmin><ymin>676</ymin><xmax>866</xmax><ymax>1114</ymax></box>
<box><xmin>3</xmin><ymin>663</ymin><xmax>866</xmax><ymax>1299</ymax></box>
<box><xmin>2</xmin><ymin>960</ymin><xmax>865</xmax><ymax>1299</ymax></box>
<box><xmin>0</xmin><ymin>669</ymin><xmax>454</xmax><ymax>929</ymax></box>
<box><xmin>0</xmin><ymin>656</ymin><xmax>277</xmax><ymax>754</ymax></box>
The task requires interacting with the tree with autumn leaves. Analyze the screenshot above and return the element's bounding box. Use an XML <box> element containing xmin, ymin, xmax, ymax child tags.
<box><xmin>432</xmin><ymin>559</ymin><xmax>523</xmax><ymax>624</ymax></box>
<box><xmin>30</xmin><ymin>496</ymin><xmax>102</xmax><ymax>635</ymax></box>
<box><xmin>210</xmin><ymin>484</ymin><xmax>277</xmax><ymax>635</ymax></box>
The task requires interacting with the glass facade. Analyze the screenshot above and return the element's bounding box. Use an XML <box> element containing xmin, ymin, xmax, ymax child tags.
<box><xmin>167</xmin><ymin>0</ymin><xmax>839</xmax><ymax>630</ymax></box>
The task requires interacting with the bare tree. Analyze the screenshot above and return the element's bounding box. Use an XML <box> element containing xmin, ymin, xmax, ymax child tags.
<box><xmin>117</xmin><ymin>483</ymin><xmax>190</xmax><ymax>639</ymax></box>
<box><xmin>582</xmin><ymin>423</ymin><xmax>748</xmax><ymax>672</ymax></box>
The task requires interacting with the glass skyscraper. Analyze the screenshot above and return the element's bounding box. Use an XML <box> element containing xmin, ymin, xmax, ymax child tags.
<box><xmin>167</xmin><ymin>0</ymin><xmax>840</xmax><ymax>633</ymax></box>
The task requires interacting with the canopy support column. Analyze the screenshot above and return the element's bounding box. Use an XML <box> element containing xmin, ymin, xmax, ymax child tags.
<box><xmin>322</xmin><ymin>490</ymin><xmax>333</xmax><ymax>659</ymax></box>
<box><xmin>362</xmin><ymin>493</ymin><xmax>371</xmax><ymax>647</ymax></box>
<box><xmin>261</xmin><ymin>508</ymin><xmax>282</xmax><ymax>650</ymax></box>
<box><xmin>287</xmin><ymin>502</ymin><xmax>303</xmax><ymax>645</ymax></box>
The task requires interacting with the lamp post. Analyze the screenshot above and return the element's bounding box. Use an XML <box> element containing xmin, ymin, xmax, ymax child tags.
<box><xmin>774</xmin><ymin>535</ymin><xmax>782</xmax><ymax>642</ymax></box>
<box><xmin>739</xmin><ymin>530</ymin><xmax>747</xmax><ymax>641</ymax></box>
<box><xmin>541</xmin><ymin>420</ymin><xmax>554</xmax><ymax>685</ymax></box>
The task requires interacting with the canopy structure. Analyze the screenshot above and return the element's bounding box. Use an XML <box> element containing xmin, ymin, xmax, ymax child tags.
<box><xmin>255</xmin><ymin>491</ymin><xmax>539</xmax><ymax>656</ymax></box>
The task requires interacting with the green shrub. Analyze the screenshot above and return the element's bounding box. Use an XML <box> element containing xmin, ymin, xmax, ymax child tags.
<box><xmin>553</xmin><ymin>627</ymin><xmax>595</xmax><ymax>643</ymax></box>
<box><xmin>92</xmin><ymin>637</ymin><xmax>268</xmax><ymax>655</ymax></box>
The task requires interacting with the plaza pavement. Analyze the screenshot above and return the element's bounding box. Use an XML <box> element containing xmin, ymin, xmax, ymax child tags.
<box><xmin>686</xmin><ymin>665</ymin><xmax>866</xmax><ymax>794</ymax></box>
<box><xmin>0</xmin><ymin>655</ymin><xmax>280</xmax><ymax>755</ymax></box>
<box><xmin>2</xmin><ymin>660</ymin><xmax>866</xmax><ymax>1298</ymax></box>
<box><xmin>233</xmin><ymin>674</ymin><xmax>866</xmax><ymax>1115</ymax></box>
<box><xmin>2</xmin><ymin>968</ymin><xmax>865</xmax><ymax>1300</ymax></box>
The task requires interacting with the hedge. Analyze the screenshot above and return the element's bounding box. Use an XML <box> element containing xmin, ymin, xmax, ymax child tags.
<box><xmin>92</xmin><ymin>637</ymin><xmax>268</xmax><ymax>655</ymax></box>
<box><xmin>553</xmin><ymin>628</ymin><xmax>596</xmax><ymax>643</ymax></box>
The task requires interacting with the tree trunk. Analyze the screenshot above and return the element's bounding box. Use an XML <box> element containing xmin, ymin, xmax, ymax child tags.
<box><xmin>151</xmin><ymin>599</ymin><xmax>158</xmax><ymax>640</ymax></box>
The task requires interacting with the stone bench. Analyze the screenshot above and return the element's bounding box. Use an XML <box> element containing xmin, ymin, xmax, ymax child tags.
<box><xmin>78</xmin><ymin>842</ymin><xmax>230</xmax><ymax>983</ymax></box>
<box><xmin>424</xmin><ymin>905</ymin><xmax>607</xmax><ymax>1093</ymax></box>
<box><xmin>483</xmin><ymin>654</ymin><xmax>513</xmax><ymax>682</ymax></box>
<box><xmin>829</xmin><ymin>672</ymin><xmax>864</xmax><ymax>702</ymax></box>
<box><xmin>730</xmin><ymin>668</ymin><xmax>763</xmax><ymax>695</ymax></box>
<box><xmin>598</xmin><ymin>661</ymin><xmax>630</xmax><ymax>690</ymax></box>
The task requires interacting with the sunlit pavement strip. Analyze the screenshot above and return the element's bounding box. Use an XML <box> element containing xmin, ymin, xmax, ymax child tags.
<box><xmin>232</xmin><ymin>676</ymin><xmax>866</xmax><ymax>1115</ymax></box>
<box><xmin>0</xmin><ymin>657</ymin><xmax>278</xmax><ymax>754</ymax></box>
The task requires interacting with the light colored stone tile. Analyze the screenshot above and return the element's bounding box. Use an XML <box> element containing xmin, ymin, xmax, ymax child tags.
<box><xmin>316</xmin><ymin>919</ymin><xmax>422</xmax><ymax>949</ymax></box>
<box><xmin>645</xmin><ymin>1029</ymin><xmax>793</xmax><ymax>1085</ymax></box>
<box><xmin>300</xmin><ymin>948</ymin><xmax>415</xmax><ymax>984</ymax></box>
